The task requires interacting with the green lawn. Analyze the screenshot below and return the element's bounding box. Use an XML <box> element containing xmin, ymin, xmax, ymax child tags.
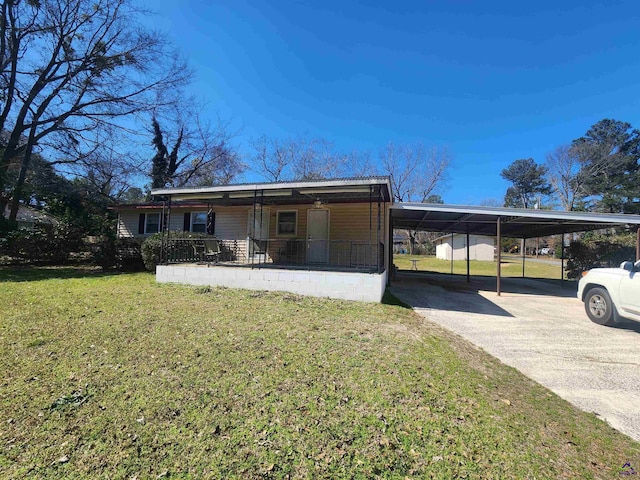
<box><xmin>1</xmin><ymin>268</ymin><xmax>637</xmax><ymax>479</ymax></box>
<box><xmin>394</xmin><ymin>254</ymin><xmax>567</xmax><ymax>280</ymax></box>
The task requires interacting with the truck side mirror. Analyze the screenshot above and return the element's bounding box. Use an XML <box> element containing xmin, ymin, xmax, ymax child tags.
<box><xmin>620</xmin><ymin>261</ymin><xmax>634</xmax><ymax>272</ymax></box>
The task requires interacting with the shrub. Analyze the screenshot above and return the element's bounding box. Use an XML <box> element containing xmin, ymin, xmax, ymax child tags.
<box><xmin>565</xmin><ymin>232</ymin><xmax>636</xmax><ymax>279</ymax></box>
<box><xmin>565</xmin><ymin>241</ymin><xmax>596</xmax><ymax>279</ymax></box>
<box><xmin>115</xmin><ymin>238</ymin><xmax>145</xmax><ymax>271</ymax></box>
<box><xmin>92</xmin><ymin>236</ymin><xmax>145</xmax><ymax>271</ymax></box>
<box><xmin>91</xmin><ymin>234</ymin><xmax>116</xmax><ymax>269</ymax></box>
<box><xmin>141</xmin><ymin>232</ymin><xmax>214</xmax><ymax>271</ymax></box>
<box><xmin>141</xmin><ymin>233</ymin><xmax>163</xmax><ymax>271</ymax></box>
<box><xmin>0</xmin><ymin>216</ymin><xmax>17</xmax><ymax>236</ymax></box>
<box><xmin>0</xmin><ymin>221</ymin><xmax>84</xmax><ymax>264</ymax></box>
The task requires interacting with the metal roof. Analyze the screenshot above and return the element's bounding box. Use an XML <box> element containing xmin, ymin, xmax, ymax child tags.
<box><xmin>109</xmin><ymin>202</ymin><xmax>210</xmax><ymax>211</ymax></box>
<box><xmin>151</xmin><ymin>176</ymin><xmax>392</xmax><ymax>205</ymax></box>
<box><xmin>392</xmin><ymin>203</ymin><xmax>640</xmax><ymax>238</ymax></box>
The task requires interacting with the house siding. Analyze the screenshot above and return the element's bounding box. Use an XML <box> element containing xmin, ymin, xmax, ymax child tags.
<box><xmin>117</xmin><ymin>203</ymin><xmax>386</xmax><ymax>245</ymax></box>
<box><xmin>117</xmin><ymin>212</ymin><xmax>141</xmax><ymax>237</ymax></box>
<box><xmin>116</xmin><ymin>202</ymin><xmax>388</xmax><ymax>267</ymax></box>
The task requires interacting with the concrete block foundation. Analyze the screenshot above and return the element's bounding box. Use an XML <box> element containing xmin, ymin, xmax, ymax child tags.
<box><xmin>156</xmin><ymin>265</ymin><xmax>387</xmax><ymax>302</ymax></box>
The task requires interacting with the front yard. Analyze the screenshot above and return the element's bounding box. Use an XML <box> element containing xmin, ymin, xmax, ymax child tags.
<box><xmin>0</xmin><ymin>268</ymin><xmax>638</xmax><ymax>478</ymax></box>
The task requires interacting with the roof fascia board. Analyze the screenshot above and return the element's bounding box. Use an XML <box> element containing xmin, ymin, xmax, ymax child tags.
<box><xmin>393</xmin><ymin>203</ymin><xmax>640</xmax><ymax>225</ymax></box>
<box><xmin>151</xmin><ymin>177</ymin><xmax>391</xmax><ymax>198</ymax></box>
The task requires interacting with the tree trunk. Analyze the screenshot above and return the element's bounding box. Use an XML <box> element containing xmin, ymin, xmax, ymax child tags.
<box><xmin>8</xmin><ymin>128</ymin><xmax>36</xmax><ymax>222</ymax></box>
<box><xmin>408</xmin><ymin>230</ymin><xmax>416</xmax><ymax>255</ymax></box>
<box><xmin>0</xmin><ymin>195</ymin><xmax>8</xmax><ymax>218</ymax></box>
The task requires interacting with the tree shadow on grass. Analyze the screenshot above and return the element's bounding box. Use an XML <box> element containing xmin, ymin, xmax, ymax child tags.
<box><xmin>0</xmin><ymin>265</ymin><xmax>143</xmax><ymax>282</ymax></box>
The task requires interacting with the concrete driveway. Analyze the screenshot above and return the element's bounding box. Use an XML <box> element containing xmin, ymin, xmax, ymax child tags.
<box><xmin>390</xmin><ymin>273</ymin><xmax>640</xmax><ymax>442</ymax></box>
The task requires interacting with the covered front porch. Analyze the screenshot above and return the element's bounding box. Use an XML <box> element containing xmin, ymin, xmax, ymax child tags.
<box><xmin>151</xmin><ymin>177</ymin><xmax>392</xmax><ymax>302</ymax></box>
<box><xmin>162</xmin><ymin>236</ymin><xmax>385</xmax><ymax>273</ymax></box>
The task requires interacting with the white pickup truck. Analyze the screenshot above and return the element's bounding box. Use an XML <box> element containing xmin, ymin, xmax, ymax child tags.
<box><xmin>577</xmin><ymin>260</ymin><xmax>640</xmax><ymax>326</ymax></box>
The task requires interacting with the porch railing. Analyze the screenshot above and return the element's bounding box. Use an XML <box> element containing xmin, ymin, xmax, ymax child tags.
<box><xmin>163</xmin><ymin>236</ymin><xmax>385</xmax><ymax>272</ymax></box>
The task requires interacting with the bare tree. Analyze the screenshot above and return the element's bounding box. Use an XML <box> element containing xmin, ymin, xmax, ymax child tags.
<box><xmin>339</xmin><ymin>149</ymin><xmax>374</xmax><ymax>178</ymax></box>
<box><xmin>149</xmin><ymin>109</ymin><xmax>243</xmax><ymax>188</ymax></box>
<box><xmin>251</xmin><ymin>134</ymin><xmax>350</xmax><ymax>182</ymax></box>
<box><xmin>545</xmin><ymin>144</ymin><xmax>584</xmax><ymax>211</ymax></box>
<box><xmin>64</xmin><ymin>133</ymin><xmax>141</xmax><ymax>201</ymax></box>
<box><xmin>0</xmin><ymin>0</ymin><xmax>190</xmax><ymax>220</ymax></box>
<box><xmin>290</xmin><ymin>136</ymin><xmax>348</xmax><ymax>180</ymax></box>
<box><xmin>251</xmin><ymin>135</ymin><xmax>296</xmax><ymax>182</ymax></box>
<box><xmin>380</xmin><ymin>141</ymin><xmax>452</xmax><ymax>253</ymax></box>
<box><xmin>182</xmin><ymin>146</ymin><xmax>245</xmax><ymax>187</ymax></box>
<box><xmin>379</xmin><ymin>142</ymin><xmax>451</xmax><ymax>202</ymax></box>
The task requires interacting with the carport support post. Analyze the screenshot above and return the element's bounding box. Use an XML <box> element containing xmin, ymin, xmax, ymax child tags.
<box><xmin>466</xmin><ymin>227</ymin><xmax>470</xmax><ymax>283</ymax></box>
<box><xmin>450</xmin><ymin>232</ymin><xmax>454</xmax><ymax>274</ymax></box>
<box><xmin>377</xmin><ymin>187</ymin><xmax>381</xmax><ymax>274</ymax></box>
<box><xmin>522</xmin><ymin>238</ymin><xmax>526</xmax><ymax>278</ymax></box>
<box><xmin>560</xmin><ymin>233</ymin><xmax>565</xmax><ymax>280</ymax></box>
<box><xmin>497</xmin><ymin>216</ymin><xmax>502</xmax><ymax>296</ymax></box>
<box><xmin>388</xmin><ymin>210</ymin><xmax>394</xmax><ymax>284</ymax></box>
<box><xmin>637</xmin><ymin>227</ymin><xmax>640</xmax><ymax>261</ymax></box>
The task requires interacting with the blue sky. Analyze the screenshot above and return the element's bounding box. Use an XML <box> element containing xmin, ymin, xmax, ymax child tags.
<box><xmin>143</xmin><ymin>0</ymin><xmax>640</xmax><ymax>205</ymax></box>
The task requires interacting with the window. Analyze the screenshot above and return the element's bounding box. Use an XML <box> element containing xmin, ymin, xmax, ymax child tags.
<box><xmin>277</xmin><ymin>210</ymin><xmax>297</xmax><ymax>236</ymax></box>
<box><xmin>145</xmin><ymin>213</ymin><xmax>160</xmax><ymax>234</ymax></box>
<box><xmin>191</xmin><ymin>212</ymin><xmax>207</xmax><ymax>233</ymax></box>
<box><xmin>183</xmin><ymin>211</ymin><xmax>214</xmax><ymax>234</ymax></box>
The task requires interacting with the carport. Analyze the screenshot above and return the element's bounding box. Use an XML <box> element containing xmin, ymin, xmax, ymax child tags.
<box><xmin>390</xmin><ymin>203</ymin><xmax>640</xmax><ymax>295</ymax></box>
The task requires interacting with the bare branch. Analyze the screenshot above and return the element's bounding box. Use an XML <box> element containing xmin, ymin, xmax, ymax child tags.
<box><xmin>1</xmin><ymin>0</ymin><xmax>192</xmax><ymax>220</ymax></box>
<box><xmin>379</xmin><ymin>142</ymin><xmax>451</xmax><ymax>202</ymax></box>
<box><xmin>545</xmin><ymin>144</ymin><xmax>584</xmax><ymax>211</ymax></box>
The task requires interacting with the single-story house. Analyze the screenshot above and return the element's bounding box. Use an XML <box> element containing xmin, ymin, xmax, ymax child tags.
<box><xmin>3</xmin><ymin>204</ymin><xmax>57</xmax><ymax>229</ymax></box>
<box><xmin>434</xmin><ymin>233</ymin><xmax>494</xmax><ymax>261</ymax></box>
<box><xmin>113</xmin><ymin>177</ymin><xmax>392</xmax><ymax>302</ymax></box>
<box><xmin>113</xmin><ymin>177</ymin><xmax>640</xmax><ymax>301</ymax></box>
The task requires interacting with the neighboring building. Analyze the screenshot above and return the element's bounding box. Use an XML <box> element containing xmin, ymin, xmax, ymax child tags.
<box><xmin>3</xmin><ymin>205</ymin><xmax>57</xmax><ymax>230</ymax></box>
<box><xmin>113</xmin><ymin>177</ymin><xmax>392</xmax><ymax>302</ymax></box>
<box><xmin>392</xmin><ymin>231</ymin><xmax>409</xmax><ymax>254</ymax></box>
<box><xmin>434</xmin><ymin>233</ymin><xmax>494</xmax><ymax>261</ymax></box>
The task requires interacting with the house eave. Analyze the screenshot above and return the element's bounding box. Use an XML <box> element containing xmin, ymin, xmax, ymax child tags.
<box><xmin>150</xmin><ymin>177</ymin><xmax>392</xmax><ymax>204</ymax></box>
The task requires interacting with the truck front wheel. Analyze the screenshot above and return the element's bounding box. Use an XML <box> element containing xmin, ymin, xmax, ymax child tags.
<box><xmin>584</xmin><ymin>287</ymin><xmax>618</xmax><ymax>326</ymax></box>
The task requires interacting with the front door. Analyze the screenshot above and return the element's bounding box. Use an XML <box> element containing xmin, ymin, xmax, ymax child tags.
<box><xmin>247</xmin><ymin>208</ymin><xmax>270</xmax><ymax>259</ymax></box>
<box><xmin>307</xmin><ymin>209</ymin><xmax>329</xmax><ymax>263</ymax></box>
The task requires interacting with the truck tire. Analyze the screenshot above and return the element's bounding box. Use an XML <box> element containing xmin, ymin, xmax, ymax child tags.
<box><xmin>584</xmin><ymin>287</ymin><xmax>618</xmax><ymax>326</ymax></box>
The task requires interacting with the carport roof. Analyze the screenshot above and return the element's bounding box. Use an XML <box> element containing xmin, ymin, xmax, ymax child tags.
<box><xmin>392</xmin><ymin>203</ymin><xmax>640</xmax><ymax>238</ymax></box>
